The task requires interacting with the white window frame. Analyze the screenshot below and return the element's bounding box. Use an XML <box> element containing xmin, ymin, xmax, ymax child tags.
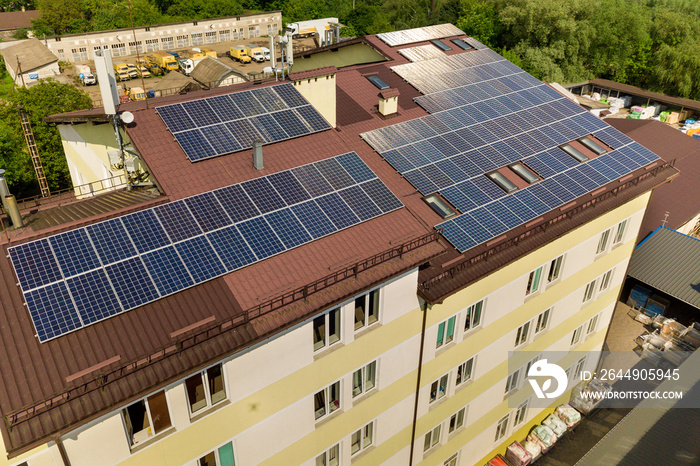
<box><xmin>526</xmin><ymin>265</ymin><xmax>544</xmax><ymax>295</ymax></box>
<box><xmin>613</xmin><ymin>219</ymin><xmax>628</xmax><ymax>245</ymax></box>
<box><xmin>534</xmin><ymin>308</ymin><xmax>551</xmax><ymax>335</ymax></box>
<box><xmin>313</xmin><ymin>307</ymin><xmax>341</xmax><ymax>351</ymax></box>
<box><xmin>464</xmin><ymin>299</ymin><xmax>484</xmax><ymax>332</ymax></box>
<box><xmin>571</xmin><ymin>324</ymin><xmax>584</xmax><ymax>347</ymax></box>
<box><xmin>448</xmin><ymin>406</ymin><xmax>467</xmax><ymax>434</ymax></box>
<box><xmin>586</xmin><ymin>313</ymin><xmax>600</xmax><ymax>336</ymax></box>
<box><xmin>351</xmin><ymin>421</ymin><xmax>374</xmax><ymax>455</ymax></box>
<box><xmin>505</xmin><ymin>369</ymin><xmax>520</xmax><ymax>394</ymax></box>
<box><xmin>314</xmin><ymin>381</ymin><xmax>341</xmax><ymax>421</ymax></box>
<box><xmin>316</xmin><ymin>443</ymin><xmax>340</xmax><ymax>466</ymax></box>
<box><xmin>494</xmin><ymin>414</ymin><xmax>509</xmax><ymax>441</ymax></box>
<box><xmin>354</xmin><ymin>289</ymin><xmax>380</xmax><ymax>331</ymax></box>
<box><xmin>205</xmin><ymin>31</ymin><xmax>218</xmax><ymax>44</ymax></box>
<box><xmin>184</xmin><ymin>363</ymin><xmax>227</xmax><ymax>416</ymax></box>
<box><xmin>574</xmin><ymin>356</ymin><xmax>587</xmax><ymax>379</ymax></box>
<box><xmin>198</xmin><ymin>440</ymin><xmax>235</xmax><ymax>466</ymax></box>
<box><xmin>455</xmin><ymin>356</ymin><xmax>475</xmax><ymax>386</ymax></box>
<box><xmin>582</xmin><ymin>279</ymin><xmax>597</xmax><ymax>303</ymax></box>
<box><xmin>444</xmin><ymin>453</ymin><xmax>459</xmax><ymax>466</ymax></box>
<box><xmin>547</xmin><ymin>255</ymin><xmax>564</xmax><ymax>283</ymax></box>
<box><xmin>423</xmin><ymin>424</ymin><xmax>441</xmax><ymax>452</ymax></box>
<box><xmin>430</xmin><ymin>373</ymin><xmax>449</xmax><ymax>404</ymax></box>
<box><xmin>436</xmin><ymin>315</ymin><xmax>456</xmax><ymax>348</ymax></box>
<box><xmin>513</xmin><ymin>399</ymin><xmax>528</xmax><ymax>426</ymax></box>
<box><xmin>191</xmin><ymin>32</ymin><xmax>204</xmax><ymax>45</ymax></box>
<box><xmin>599</xmin><ymin>269</ymin><xmax>614</xmax><ymax>292</ymax></box>
<box><xmin>122</xmin><ymin>390</ymin><xmax>172</xmax><ymax>447</ymax></box>
<box><xmin>596</xmin><ymin>228</ymin><xmax>612</xmax><ymax>254</ymax></box>
<box><xmin>352</xmin><ymin>361</ymin><xmax>377</xmax><ymax>398</ymax></box>
<box><xmin>514</xmin><ymin>321</ymin><xmax>530</xmax><ymax>347</ymax></box>
<box><xmin>525</xmin><ymin>354</ymin><xmax>542</xmax><ymax>375</ymax></box>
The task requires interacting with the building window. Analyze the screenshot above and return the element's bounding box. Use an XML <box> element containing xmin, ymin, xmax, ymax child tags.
<box><xmin>513</xmin><ymin>400</ymin><xmax>528</xmax><ymax>426</ymax></box>
<box><xmin>596</xmin><ymin>228</ymin><xmax>612</xmax><ymax>254</ymax></box>
<box><xmin>267</xmin><ymin>24</ymin><xmax>278</xmax><ymax>35</ymax></box>
<box><xmin>191</xmin><ymin>33</ymin><xmax>204</xmax><ymax>45</ymax></box>
<box><xmin>57</xmin><ymin>49</ymin><xmax>65</xmax><ymax>60</ymax></box>
<box><xmin>587</xmin><ymin>314</ymin><xmax>600</xmax><ymax>336</ymax></box>
<box><xmin>161</xmin><ymin>37</ymin><xmax>174</xmax><ymax>50</ymax></box>
<box><xmin>599</xmin><ymin>269</ymin><xmax>613</xmax><ymax>292</ymax></box>
<box><xmin>71</xmin><ymin>47</ymin><xmax>88</xmax><ymax>61</ymax></box>
<box><xmin>571</xmin><ymin>324</ymin><xmax>584</xmax><ymax>347</ymax></box>
<box><xmin>354</xmin><ymin>289</ymin><xmax>379</xmax><ymax>331</ymax></box>
<box><xmin>526</xmin><ymin>266</ymin><xmax>543</xmax><ymax>295</ymax></box>
<box><xmin>494</xmin><ymin>414</ymin><xmax>509</xmax><ymax>441</ymax></box>
<box><xmin>574</xmin><ymin>356</ymin><xmax>587</xmax><ymax>379</ymax></box>
<box><xmin>560</xmin><ymin>143</ymin><xmax>588</xmax><ymax>163</ymax></box>
<box><xmin>128</xmin><ymin>41</ymin><xmax>143</xmax><ymax>55</ymax></box>
<box><xmin>185</xmin><ymin>363</ymin><xmax>226</xmax><ymax>415</ymax></box>
<box><xmin>578</xmin><ymin>136</ymin><xmax>607</xmax><ymax>155</ymax></box>
<box><xmin>111</xmin><ymin>43</ymin><xmax>126</xmax><ymax>57</ymax></box>
<box><xmin>351</xmin><ymin>421</ymin><xmax>374</xmax><ymax>455</ymax></box>
<box><xmin>366</xmin><ymin>74</ymin><xmax>390</xmax><ymax>90</ymax></box>
<box><xmin>436</xmin><ymin>315</ymin><xmax>456</xmax><ymax>348</ymax></box>
<box><xmin>509</xmin><ymin>162</ymin><xmax>540</xmax><ymax>184</ymax></box>
<box><xmin>613</xmin><ymin>219</ymin><xmax>627</xmax><ymax>245</ymax></box>
<box><xmin>487</xmin><ymin>171</ymin><xmax>518</xmax><ymax>193</ymax></box>
<box><xmin>206</xmin><ymin>31</ymin><xmax>218</xmax><ymax>43</ymax></box>
<box><xmin>199</xmin><ymin>441</ymin><xmax>235</xmax><ymax>466</ymax></box>
<box><xmin>353</xmin><ymin>361</ymin><xmax>377</xmax><ymax>397</ymax></box>
<box><xmin>424</xmin><ymin>194</ymin><xmax>456</xmax><ymax>218</ymax></box>
<box><xmin>123</xmin><ymin>390</ymin><xmax>172</xmax><ymax>447</ymax></box>
<box><xmin>449</xmin><ymin>406</ymin><xmax>467</xmax><ymax>433</ymax></box>
<box><xmin>219</xmin><ymin>29</ymin><xmax>231</xmax><ymax>42</ymax></box>
<box><xmin>534</xmin><ymin>308</ymin><xmax>551</xmax><ymax>334</ymax></box>
<box><xmin>525</xmin><ymin>354</ymin><xmax>541</xmax><ymax>375</ymax></box>
<box><xmin>145</xmin><ymin>39</ymin><xmax>159</xmax><ymax>52</ymax></box>
<box><xmin>176</xmin><ymin>34</ymin><xmax>190</xmax><ymax>48</ymax></box>
<box><xmin>424</xmin><ymin>424</ymin><xmax>441</xmax><ymax>451</ymax></box>
<box><xmin>456</xmin><ymin>357</ymin><xmax>474</xmax><ymax>385</ymax></box>
<box><xmin>316</xmin><ymin>444</ymin><xmax>340</xmax><ymax>466</ymax></box>
<box><xmin>314</xmin><ymin>381</ymin><xmax>340</xmax><ymax>420</ymax></box>
<box><xmin>547</xmin><ymin>255</ymin><xmax>563</xmax><ymax>283</ymax></box>
<box><xmin>505</xmin><ymin>369</ymin><xmax>520</xmax><ymax>394</ymax></box>
<box><xmin>444</xmin><ymin>453</ymin><xmax>459</xmax><ymax>466</ymax></box>
<box><xmin>515</xmin><ymin>321</ymin><xmax>530</xmax><ymax>347</ymax></box>
<box><xmin>464</xmin><ymin>300</ymin><xmax>483</xmax><ymax>331</ymax></box>
<box><xmin>248</xmin><ymin>25</ymin><xmax>260</xmax><ymax>37</ymax></box>
<box><xmin>582</xmin><ymin>279</ymin><xmax>597</xmax><ymax>303</ymax></box>
<box><xmin>451</xmin><ymin>38</ymin><xmax>473</xmax><ymax>50</ymax></box>
<box><xmin>313</xmin><ymin>307</ymin><xmax>341</xmax><ymax>351</ymax></box>
<box><xmin>430</xmin><ymin>373</ymin><xmax>449</xmax><ymax>403</ymax></box>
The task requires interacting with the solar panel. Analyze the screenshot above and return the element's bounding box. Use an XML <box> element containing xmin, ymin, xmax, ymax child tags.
<box><xmin>157</xmin><ymin>83</ymin><xmax>331</xmax><ymax>162</ymax></box>
<box><xmin>8</xmin><ymin>152</ymin><xmax>403</xmax><ymax>342</ymax></box>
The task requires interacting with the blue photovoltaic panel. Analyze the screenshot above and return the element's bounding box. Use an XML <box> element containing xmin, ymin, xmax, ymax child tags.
<box><xmin>184</xmin><ymin>192</ymin><xmax>232</xmax><ymax>233</ymax></box>
<box><xmin>237</xmin><ymin>217</ymin><xmax>286</xmax><ymax>259</ymax></box>
<box><xmin>25</xmin><ymin>282</ymin><xmax>81</xmax><ymax>341</ymax></box>
<box><xmin>141</xmin><ymin>246</ymin><xmax>195</xmax><ymax>296</ymax></box>
<box><xmin>453</xmin><ymin>213</ymin><xmax>492</xmax><ymax>244</ymax></box>
<box><xmin>268</xmin><ymin>170</ymin><xmax>310</xmax><ymax>205</ymax></box>
<box><xmin>242</xmin><ymin>177</ymin><xmax>287</xmax><ymax>214</ymax></box>
<box><xmin>265</xmin><ymin>208</ymin><xmax>313</xmax><ymax>249</ymax></box>
<box><xmin>67</xmin><ymin>270</ymin><xmax>122</xmax><ymax>324</ymax></box>
<box><xmin>442</xmin><ymin>185</ymin><xmax>477</xmax><ymax>212</ymax></box>
<box><xmin>316</xmin><ymin>193</ymin><xmax>360</xmax><ymax>230</ymax></box>
<box><xmin>207</xmin><ymin>226</ymin><xmax>258</xmax><ymax>270</ymax></box>
<box><xmin>8</xmin><ymin>238</ymin><xmax>63</xmax><ymax>291</ymax></box>
<box><xmin>291</xmin><ymin>200</ymin><xmax>338</xmax><ymax>239</ymax></box>
<box><xmin>49</xmin><ymin>229</ymin><xmax>101</xmax><ymax>277</ymax></box>
<box><xmin>86</xmin><ymin>218</ymin><xmax>137</xmax><ymax>265</ymax></box>
<box><xmin>499</xmin><ymin>194</ymin><xmax>536</xmax><ymax>222</ymax></box>
<box><xmin>316</xmin><ymin>158</ymin><xmax>355</xmax><ymax>190</ymax></box>
<box><xmin>438</xmin><ymin>221</ymin><xmax>476</xmax><ymax>251</ymax></box>
<box><xmin>154</xmin><ymin>201</ymin><xmax>203</xmax><ymax>243</ymax></box>
<box><xmin>106</xmin><ymin>257</ymin><xmax>160</xmax><ymax>310</ymax></box>
<box><xmin>175</xmin><ymin>236</ymin><xmax>226</xmax><ymax>282</ymax></box>
<box><xmin>489</xmin><ymin>201</ymin><xmax>523</xmax><ymax>229</ymax></box>
<box><xmin>157</xmin><ymin>83</ymin><xmax>330</xmax><ymax>162</ymax></box>
<box><xmin>9</xmin><ymin>152</ymin><xmax>403</xmax><ymax>342</ymax></box>
<box><xmin>469</xmin><ymin>207</ymin><xmax>508</xmax><ymax>236</ymax></box>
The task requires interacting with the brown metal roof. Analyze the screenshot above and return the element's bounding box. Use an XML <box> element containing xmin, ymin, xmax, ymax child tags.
<box><xmin>590</xmin><ymin>78</ymin><xmax>700</xmax><ymax>112</ymax></box>
<box><xmin>0</xmin><ymin>10</ymin><xmax>40</xmax><ymax>31</ymax></box>
<box><xmin>288</xmin><ymin>65</ymin><xmax>337</xmax><ymax>81</ymax></box>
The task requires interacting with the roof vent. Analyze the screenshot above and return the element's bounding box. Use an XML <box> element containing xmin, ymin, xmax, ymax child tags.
<box><xmin>253</xmin><ymin>140</ymin><xmax>263</xmax><ymax>170</ymax></box>
<box><xmin>378</xmin><ymin>88</ymin><xmax>399</xmax><ymax>116</ymax></box>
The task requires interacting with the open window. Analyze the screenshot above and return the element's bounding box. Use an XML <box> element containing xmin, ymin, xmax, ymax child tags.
<box><xmin>185</xmin><ymin>363</ymin><xmax>226</xmax><ymax>416</ymax></box>
<box><xmin>123</xmin><ymin>390</ymin><xmax>172</xmax><ymax>447</ymax></box>
<box><xmin>313</xmin><ymin>308</ymin><xmax>341</xmax><ymax>351</ymax></box>
<box><xmin>354</xmin><ymin>290</ymin><xmax>379</xmax><ymax>331</ymax></box>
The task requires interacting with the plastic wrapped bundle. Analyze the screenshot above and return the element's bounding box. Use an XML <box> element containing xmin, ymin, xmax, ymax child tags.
<box><xmin>487</xmin><ymin>455</ymin><xmax>509</xmax><ymax>466</ymax></box>
<box><xmin>528</xmin><ymin>425</ymin><xmax>557</xmax><ymax>450</ymax></box>
<box><xmin>543</xmin><ymin>413</ymin><xmax>567</xmax><ymax>436</ymax></box>
<box><xmin>505</xmin><ymin>441</ymin><xmax>532</xmax><ymax>466</ymax></box>
<box><xmin>556</xmin><ymin>404</ymin><xmax>582</xmax><ymax>427</ymax></box>
<box><xmin>522</xmin><ymin>440</ymin><xmax>541</xmax><ymax>459</ymax></box>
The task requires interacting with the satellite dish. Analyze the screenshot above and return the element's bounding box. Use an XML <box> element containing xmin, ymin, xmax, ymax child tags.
<box><xmin>120</xmin><ymin>111</ymin><xmax>134</xmax><ymax>124</ymax></box>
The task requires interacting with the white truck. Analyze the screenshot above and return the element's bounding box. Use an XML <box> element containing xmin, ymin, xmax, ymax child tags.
<box><xmin>260</xmin><ymin>47</ymin><xmax>271</xmax><ymax>61</ymax></box>
<box><xmin>76</xmin><ymin>64</ymin><xmax>96</xmax><ymax>85</ymax></box>
<box><xmin>286</xmin><ymin>18</ymin><xmax>339</xmax><ymax>43</ymax></box>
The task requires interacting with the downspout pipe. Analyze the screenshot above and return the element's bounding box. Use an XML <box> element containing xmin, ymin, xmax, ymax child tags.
<box><xmin>409</xmin><ymin>299</ymin><xmax>429</xmax><ymax>466</ymax></box>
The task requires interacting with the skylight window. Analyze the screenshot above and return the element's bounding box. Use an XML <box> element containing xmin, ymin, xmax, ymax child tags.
<box><xmin>487</xmin><ymin>172</ymin><xmax>518</xmax><ymax>193</ymax></box>
<box><xmin>424</xmin><ymin>194</ymin><xmax>456</xmax><ymax>218</ymax></box>
<box><xmin>578</xmin><ymin>136</ymin><xmax>607</xmax><ymax>155</ymax></box>
<box><xmin>366</xmin><ymin>75</ymin><xmax>390</xmax><ymax>90</ymax></box>
<box><xmin>509</xmin><ymin>163</ymin><xmax>539</xmax><ymax>184</ymax></box>
<box><xmin>431</xmin><ymin>40</ymin><xmax>451</xmax><ymax>52</ymax></box>
<box><xmin>450</xmin><ymin>39</ymin><xmax>473</xmax><ymax>50</ymax></box>
<box><xmin>561</xmin><ymin>144</ymin><xmax>588</xmax><ymax>163</ymax></box>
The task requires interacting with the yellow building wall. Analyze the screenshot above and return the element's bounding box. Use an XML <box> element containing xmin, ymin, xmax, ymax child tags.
<box><xmin>292</xmin><ymin>74</ymin><xmax>337</xmax><ymax>128</ymax></box>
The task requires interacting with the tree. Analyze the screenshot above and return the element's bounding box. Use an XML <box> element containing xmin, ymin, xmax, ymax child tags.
<box><xmin>456</xmin><ymin>0</ymin><xmax>502</xmax><ymax>48</ymax></box>
<box><xmin>36</xmin><ymin>0</ymin><xmax>83</xmax><ymax>34</ymax></box>
<box><xmin>0</xmin><ymin>79</ymin><xmax>92</xmax><ymax>198</ymax></box>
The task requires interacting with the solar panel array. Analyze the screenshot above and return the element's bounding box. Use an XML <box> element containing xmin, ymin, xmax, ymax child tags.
<box><xmin>398</xmin><ymin>44</ymin><xmax>446</xmax><ymax>62</ymax></box>
<box><xmin>156</xmin><ymin>83</ymin><xmax>331</xmax><ymax>162</ymax></box>
<box><xmin>362</xmin><ymin>47</ymin><xmax>660</xmax><ymax>254</ymax></box>
<box><xmin>377</xmin><ymin>24</ymin><xmax>464</xmax><ymax>46</ymax></box>
<box><xmin>8</xmin><ymin>153</ymin><xmax>403</xmax><ymax>342</ymax></box>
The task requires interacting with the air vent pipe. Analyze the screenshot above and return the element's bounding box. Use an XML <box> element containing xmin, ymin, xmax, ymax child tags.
<box><xmin>253</xmin><ymin>140</ymin><xmax>263</xmax><ymax>170</ymax></box>
<box><xmin>5</xmin><ymin>195</ymin><xmax>23</xmax><ymax>228</ymax></box>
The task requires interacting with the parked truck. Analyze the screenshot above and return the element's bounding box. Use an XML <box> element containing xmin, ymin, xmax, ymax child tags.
<box><xmin>260</xmin><ymin>47</ymin><xmax>271</xmax><ymax>61</ymax></box>
<box><xmin>76</xmin><ymin>64</ymin><xmax>96</xmax><ymax>85</ymax></box>
<box><xmin>128</xmin><ymin>87</ymin><xmax>147</xmax><ymax>101</ymax></box>
<box><xmin>243</xmin><ymin>44</ymin><xmax>265</xmax><ymax>63</ymax></box>
<box><xmin>178</xmin><ymin>58</ymin><xmax>195</xmax><ymax>75</ymax></box>
<box><xmin>286</xmin><ymin>18</ymin><xmax>339</xmax><ymax>39</ymax></box>
<box><xmin>152</xmin><ymin>51</ymin><xmax>179</xmax><ymax>71</ymax></box>
<box><xmin>113</xmin><ymin>63</ymin><xmax>131</xmax><ymax>82</ymax></box>
<box><xmin>227</xmin><ymin>45</ymin><xmax>251</xmax><ymax>64</ymax></box>
<box><xmin>125</xmin><ymin>64</ymin><xmax>139</xmax><ymax>79</ymax></box>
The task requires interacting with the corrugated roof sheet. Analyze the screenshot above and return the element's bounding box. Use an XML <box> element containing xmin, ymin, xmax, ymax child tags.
<box><xmin>590</xmin><ymin>78</ymin><xmax>700</xmax><ymax>113</ymax></box>
<box><xmin>628</xmin><ymin>227</ymin><xmax>700</xmax><ymax>309</ymax></box>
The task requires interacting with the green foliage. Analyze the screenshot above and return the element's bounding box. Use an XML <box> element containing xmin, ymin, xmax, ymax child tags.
<box><xmin>0</xmin><ymin>0</ymin><xmax>35</xmax><ymax>11</ymax></box>
<box><xmin>12</xmin><ymin>28</ymin><xmax>29</xmax><ymax>39</ymax></box>
<box><xmin>0</xmin><ymin>79</ymin><xmax>92</xmax><ymax>198</ymax></box>
<box><xmin>456</xmin><ymin>0</ymin><xmax>501</xmax><ymax>48</ymax></box>
<box><xmin>36</xmin><ymin>0</ymin><xmax>83</xmax><ymax>34</ymax></box>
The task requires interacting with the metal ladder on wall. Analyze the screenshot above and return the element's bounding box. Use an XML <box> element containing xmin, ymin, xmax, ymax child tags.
<box><xmin>19</xmin><ymin>107</ymin><xmax>50</xmax><ymax>198</ymax></box>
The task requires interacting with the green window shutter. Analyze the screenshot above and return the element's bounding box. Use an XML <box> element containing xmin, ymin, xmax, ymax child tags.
<box><xmin>446</xmin><ymin>316</ymin><xmax>455</xmax><ymax>338</ymax></box>
<box><xmin>218</xmin><ymin>442</ymin><xmax>235</xmax><ymax>466</ymax></box>
<box><xmin>437</xmin><ymin>322</ymin><xmax>445</xmax><ymax>346</ymax></box>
